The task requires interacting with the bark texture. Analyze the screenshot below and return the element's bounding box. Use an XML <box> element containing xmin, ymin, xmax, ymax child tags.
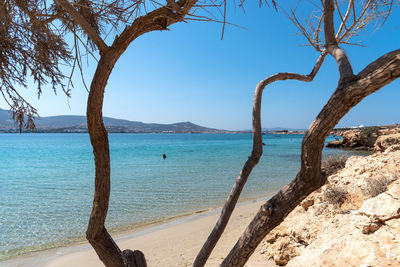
<box><xmin>221</xmin><ymin>49</ymin><xmax>400</xmax><ymax>267</ymax></box>
<box><xmin>86</xmin><ymin>52</ymin><xmax>124</xmax><ymax>266</ymax></box>
<box><xmin>323</xmin><ymin>0</ymin><xmax>354</xmax><ymax>80</ymax></box>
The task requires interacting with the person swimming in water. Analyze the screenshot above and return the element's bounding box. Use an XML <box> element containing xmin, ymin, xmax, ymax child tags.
<box><xmin>162</xmin><ymin>154</ymin><xmax>166</xmax><ymax>159</ymax></box>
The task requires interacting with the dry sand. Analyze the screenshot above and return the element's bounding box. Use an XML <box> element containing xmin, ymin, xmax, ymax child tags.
<box><xmin>1</xmin><ymin>198</ymin><xmax>276</xmax><ymax>267</ymax></box>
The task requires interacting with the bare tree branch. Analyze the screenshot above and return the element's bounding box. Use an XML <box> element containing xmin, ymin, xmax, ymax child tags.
<box><xmin>194</xmin><ymin>51</ymin><xmax>327</xmax><ymax>267</ymax></box>
<box><xmin>336</xmin><ymin>0</ymin><xmax>354</xmax><ymax>39</ymax></box>
<box><xmin>323</xmin><ymin>0</ymin><xmax>337</xmax><ymax>46</ymax></box>
<box><xmin>288</xmin><ymin>9</ymin><xmax>322</xmax><ymax>52</ymax></box>
<box><xmin>221</xmin><ymin>48</ymin><xmax>400</xmax><ymax>267</ymax></box>
<box><xmin>324</xmin><ymin>0</ymin><xmax>354</xmax><ymax>80</ymax></box>
<box><xmin>315</xmin><ymin>12</ymin><xmax>324</xmax><ymax>50</ymax></box>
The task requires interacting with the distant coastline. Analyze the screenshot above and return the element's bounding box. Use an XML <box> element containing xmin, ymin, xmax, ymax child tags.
<box><xmin>0</xmin><ymin>108</ymin><xmax>228</xmax><ymax>133</ymax></box>
<box><xmin>0</xmin><ymin>107</ymin><xmax>307</xmax><ymax>134</ymax></box>
<box><xmin>0</xmin><ymin>127</ymin><xmax>231</xmax><ymax>134</ymax></box>
<box><xmin>266</xmin><ymin>130</ymin><xmax>306</xmax><ymax>135</ymax></box>
<box><xmin>0</xmin><ymin>129</ymin><xmax>309</xmax><ymax>134</ymax></box>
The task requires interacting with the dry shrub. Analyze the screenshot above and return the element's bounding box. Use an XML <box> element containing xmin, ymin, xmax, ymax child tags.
<box><xmin>362</xmin><ymin>172</ymin><xmax>398</xmax><ymax>198</ymax></box>
<box><xmin>322</xmin><ymin>153</ymin><xmax>348</xmax><ymax>176</ymax></box>
<box><xmin>324</xmin><ymin>185</ymin><xmax>348</xmax><ymax>206</ymax></box>
<box><xmin>360</xmin><ymin>126</ymin><xmax>380</xmax><ymax>137</ymax></box>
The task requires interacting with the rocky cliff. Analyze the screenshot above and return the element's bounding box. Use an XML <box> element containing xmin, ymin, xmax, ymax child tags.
<box><xmin>259</xmin><ymin>145</ymin><xmax>400</xmax><ymax>266</ymax></box>
<box><xmin>327</xmin><ymin>125</ymin><xmax>400</xmax><ymax>151</ymax></box>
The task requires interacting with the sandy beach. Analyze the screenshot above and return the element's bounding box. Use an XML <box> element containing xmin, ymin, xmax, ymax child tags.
<box><xmin>1</xmin><ymin>198</ymin><xmax>276</xmax><ymax>267</ymax></box>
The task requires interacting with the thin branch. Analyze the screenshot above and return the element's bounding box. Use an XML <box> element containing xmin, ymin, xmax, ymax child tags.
<box><xmin>315</xmin><ymin>12</ymin><xmax>324</xmax><ymax>50</ymax></box>
<box><xmin>221</xmin><ymin>48</ymin><xmax>400</xmax><ymax>267</ymax></box>
<box><xmin>55</xmin><ymin>0</ymin><xmax>109</xmax><ymax>54</ymax></box>
<box><xmin>286</xmin><ymin>8</ymin><xmax>321</xmax><ymax>52</ymax></box>
<box><xmin>337</xmin><ymin>0</ymin><xmax>372</xmax><ymax>43</ymax></box>
<box><xmin>193</xmin><ymin>51</ymin><xmax>326</xmax><ymax>267</ymax></box>
<box><xmin>334</xmin><ymin>0</ymin><xmax>345</xmax><ymax>23</ymax></box>
<box><xmin>336</xmin><ymin>0</ymin><xmax>354</xmax><ymax>39</ymax></box>
<box><xmin>221</xmin><ymin>0</ymin><xmax>227</xmax><ymax>40</ymax></box>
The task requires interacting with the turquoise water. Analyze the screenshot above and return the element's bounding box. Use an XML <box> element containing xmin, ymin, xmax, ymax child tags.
<box><xmin>0</xmin><ymin>133</ymin><xmax>346</xmax><ymax>260</ymax></box>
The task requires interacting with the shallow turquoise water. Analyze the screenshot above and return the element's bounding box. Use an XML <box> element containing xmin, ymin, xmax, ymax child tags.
<box><xmin>0</xmin><ymin>133</ymin><xmax>347</xmax><ymax>260</ymax></box>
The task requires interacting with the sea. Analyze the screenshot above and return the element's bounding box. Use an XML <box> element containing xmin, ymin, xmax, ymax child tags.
<box><xmin>0</xmin><ymin>133</ymin><xmax>361</xmax><ymax>261</ymax></box>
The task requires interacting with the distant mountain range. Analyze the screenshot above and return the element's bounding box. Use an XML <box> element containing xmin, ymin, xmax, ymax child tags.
<box><xmin>0</xmin><ymin>108</ymin><xmax>226</xmax><ymax>133</ymax></box>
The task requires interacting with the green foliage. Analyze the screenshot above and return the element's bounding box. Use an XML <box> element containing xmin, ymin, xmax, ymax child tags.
<box><xmin>360</xmin><ymin>126</ymin><xmax>380</xmax><ymax>137</ymax></box>
<box><xmin>332</xmin><ymin>127</ymin><xmax>352</xmax><ymax>131</ymax></box>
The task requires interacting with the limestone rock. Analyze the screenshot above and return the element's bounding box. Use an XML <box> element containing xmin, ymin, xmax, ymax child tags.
<box><xmin>327</xmin><ymin>128</ymin><xmax>378</xmax><ymax>150</ymax></box>
<box><xmin>328</xmin><ymin>125</ymin><xmax>400</xmax><ymax>151</ymax></box>
<box><xmin>287</xmin><ymin>180</ymin><xmax>400</xmax><ymax>266</ymax></box>
<box><xmin>374</xmin><ymin>133</ymin><xmax>400</xmax><ymax>152</ymax></box>
<box><xmin>261</xmin><ymin>147</ymin><xmax>400</xmax><ymax>266</ymax></box>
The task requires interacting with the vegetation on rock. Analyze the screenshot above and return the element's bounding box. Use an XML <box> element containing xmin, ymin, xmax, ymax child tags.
<box><xmin>322</xmin><ymin>154</ymin><xmax>348</xmax><ymax>176</ymax></box>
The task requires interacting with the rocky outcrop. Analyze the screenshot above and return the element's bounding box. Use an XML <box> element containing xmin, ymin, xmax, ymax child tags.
<box><xmin>260</xmin><ymin>147</ymin><xmax>400</xmax><ymax>266</ymax></box>
<box><xmin>374</xmin><ymin>133</ymin><xmax>400</xmax><ymax>152</ymax></box>
<box><xmin>327</xmin><ymin>125</ymin><xmax>400</xmax><ymax>151</ymax></box>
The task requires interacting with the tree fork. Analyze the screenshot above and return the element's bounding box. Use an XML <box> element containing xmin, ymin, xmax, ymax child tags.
<box><xmin>193</xmin><ymin>52</ymin><xmax>326</xmax><ymax>267</ymax></box>
<box><xmin>221</xmin><ymin>49</ymin><xmax>400</xmax><ymax>266</ymax></box>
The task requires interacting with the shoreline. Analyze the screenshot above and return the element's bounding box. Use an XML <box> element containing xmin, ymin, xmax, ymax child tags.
<box><xmin>0</xmin><ymin>194</ymin><xmax>276</xmax><ymax>267</ymax></box>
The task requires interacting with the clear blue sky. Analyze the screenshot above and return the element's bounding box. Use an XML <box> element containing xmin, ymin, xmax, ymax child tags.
<box><xmin>1</xmin><ymin>2</ymin><xmax>399</xmax><ymax>130</ymax></box>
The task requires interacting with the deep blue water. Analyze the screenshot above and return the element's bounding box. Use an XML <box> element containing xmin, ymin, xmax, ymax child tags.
<box><xmin>0</xmin><ymin>133</ymin><xmax>349</xmax><ymax>260</ymax></box>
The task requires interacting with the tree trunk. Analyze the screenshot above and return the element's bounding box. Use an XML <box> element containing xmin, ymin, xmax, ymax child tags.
<box><xmin>84</xmin><ymin>3</ymin><xmax>199</xmax><ymax>266</ymax></box>
<box><xmin>82</xmin><ymin>1</ymin><xmax>199</xmax><ymax>265</ymax></box>
<box><xmin>194</xmin><ymin>53</ymin><xmax>326</xmax><ymax>267</ymax></box>
<box><xmin>221</xmin><ymin>49</ymin><xmax>400</xmax><ymax>266</ymax></box>
<box><xmin>86</xmin><ymin>52</ymin><xmax>130</xmax><ymax>266</ymax></box>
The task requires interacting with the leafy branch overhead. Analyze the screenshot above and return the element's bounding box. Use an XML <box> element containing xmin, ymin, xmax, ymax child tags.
<box><xmin>0</xmin><ymin>0</ymin><xmax>226</xmax><ymax>130</ymax></box>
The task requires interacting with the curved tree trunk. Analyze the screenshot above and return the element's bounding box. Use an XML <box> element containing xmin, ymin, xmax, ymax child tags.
<box><xmin>193</xmin><ymin>52</ymin><xmax>327</xmax><ymax>267</ymax></box>
<box><xmin>86</xmin><ymin>52</ymin><xmax>130</xmax><ymax>266</ymax></box>
<box><xmin>86</xmin><ymin>50</ymin><xmax>153</xmax><ymax>267</ymax></box>
<box><xmin>221</xmin><ymin>49</ymin><xmax>400</xmax><ymax>266</ymax></box>
<box><xmin>83</xmin><ymin>2</ymin><xmax>199</xmax><ymax>266</ymax></box>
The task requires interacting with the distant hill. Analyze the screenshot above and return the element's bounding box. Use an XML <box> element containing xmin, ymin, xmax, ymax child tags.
<box><xmin>0</xmin><ymin>108</ymin><xmax>15</xmax><ymax>129</ymax></box>
<box><xmin>0</xmin><ymin>108</ymin><xmax>226</xmax><ymax>133</ymax></box>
